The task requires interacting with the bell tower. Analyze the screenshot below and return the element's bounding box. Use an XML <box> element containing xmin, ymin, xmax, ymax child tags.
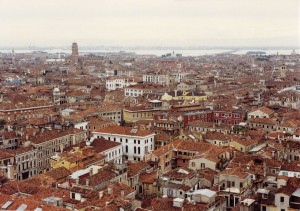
<box><xmin>71</xmin><ymin>42</ymin><xmax>79</xmax><ymax>65</ymax></box>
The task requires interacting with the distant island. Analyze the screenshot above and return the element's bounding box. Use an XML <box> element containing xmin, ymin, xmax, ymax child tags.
<box><xmin>246</xmin><ymin>51</ymin><xmax>266</xmax><ymax>55</ymax></box>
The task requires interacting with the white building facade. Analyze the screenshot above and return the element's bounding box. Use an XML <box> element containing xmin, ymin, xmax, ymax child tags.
<box><xmin>102</xmin><ymin>143</ymin><xmax>123</xmax><ymax>164</ymax></box>
<box><xmin>92</xmin><ymin>126</ymin><xmax>155</xmax><ymax>162</ymax></box>
<box><xmin>106</xmin><ymin>77</ymin><xmax>137</xmax><ymax>91</ymax></box>
<box><xmin>143</xmin><ymin>73</ymin><xmax>169</xmax><ymax>85</ymax></box>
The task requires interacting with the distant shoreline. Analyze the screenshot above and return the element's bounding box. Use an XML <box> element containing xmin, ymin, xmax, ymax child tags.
<box><xmin>0</xmin><ymin>48</ymin><xmax>298</xmax><ymax>57</ymax></box>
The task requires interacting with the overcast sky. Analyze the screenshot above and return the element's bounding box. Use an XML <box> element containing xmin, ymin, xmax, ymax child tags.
<box><xmin>0</xmin><ymin>0</ymin><xmax>299</xmax><ymax>47</ymax></box>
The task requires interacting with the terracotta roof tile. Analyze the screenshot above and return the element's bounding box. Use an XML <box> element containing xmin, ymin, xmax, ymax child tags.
<box><xmin>90</xmin><ymin>138</ymin><xmax>121</xmax><ymax>153</ymax></box>
<box><xmin>94</xmin><ymin>125</ymin><xmax>154</xmax><ymax>137</ymax></box>
<box><xmin>31</xmin><ymin>128</ymin><xmax>85</xmax><ymax>144</ymax></box>
<box><xmin>128</xmin><ymin>161</ymin><xmax>149</xmax><ymax>178</ymax></box>
<box><xmin>249</xmin><ymin>106</ymin><xmax>274</xmax><ymax>115</ymax></box>
<box><xmin>139</xmin><ymin>170</ymin><xmax>158</xmax><ymax>184</ymax></box>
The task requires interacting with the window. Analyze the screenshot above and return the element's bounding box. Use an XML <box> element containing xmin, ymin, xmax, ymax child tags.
<box><xmin>71</xmin><ymin>192</ymin><xmax>75</xmax><ymax>199</ymax></box>
<box><xmin>280</xmin><ymin>196</ymin><xmax>284</xmax><ymax>203</ymax></box>
<box><xmin>191</xmin><ymin>162</ymin><xmax>195</xmax><ymax>167</ymax></box>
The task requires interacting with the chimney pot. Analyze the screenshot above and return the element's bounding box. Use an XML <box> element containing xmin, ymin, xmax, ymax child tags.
<box><xmin>108</xmin><ymin>187</ymin><xmax>113</xmax><ymax>195</ymax></box>
<box><xmin>99</xmin><ymin>191</ymin><xmax>104</xmax><ymax>199</ymax></box>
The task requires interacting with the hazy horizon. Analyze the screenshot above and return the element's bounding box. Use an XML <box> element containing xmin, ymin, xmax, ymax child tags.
<box><xmin>0</xmin><ymin>0</ymin><xmax>299</xmax><ymax>48</ymax></box>
<box><xmin>0</xmin><ymin>45</ymin><xmax>299</xmax><ymax>50</ymax></box>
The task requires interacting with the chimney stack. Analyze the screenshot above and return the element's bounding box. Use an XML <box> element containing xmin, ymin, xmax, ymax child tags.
<box><xmin>108</xmin><ymin>187</ymin><xmax>113</xmax><ymax>195</ymax></box>
<box><xmin>99</xmin><ymin>191</ymin><xmax>104</xmax><ymax>199</ymax></box>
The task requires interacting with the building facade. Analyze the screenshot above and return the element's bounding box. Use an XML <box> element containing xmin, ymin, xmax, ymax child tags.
<box><xmin>92</xmin><ymin>125</ymin><xmax>155</xmax><ymax>162</ymax></box>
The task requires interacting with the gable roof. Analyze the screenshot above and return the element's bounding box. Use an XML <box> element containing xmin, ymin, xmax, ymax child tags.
<box><xmin>249</xmin><ymin>106</ymin><xmax>274</xmax><ymax>115</ymax></box>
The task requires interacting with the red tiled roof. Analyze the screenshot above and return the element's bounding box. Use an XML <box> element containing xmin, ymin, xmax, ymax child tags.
<box><xmin>0</xmin><ymin>149</ymin><xmax>15</xmax><ymax>159</ymax></box>
<box><xmin>139</xmin><ymin>170</ymin><xmax>157</xmax><ymax>184</ymax></box>
<box><xmin>94</xmin><ymin>125</ymin><xmax>154</xmax><ymax>137</ymax></box>
<box><xmin>128</xmin><ymin>161</ymin><xmax>149</xmax><ymax>178</ymax></box>
<box><xmin>249</xmin><ymin>106</ymin><xmax>274</xmax><ymax>115</ymax></box>
<box><xmin>90</xmin><ymin>138</ymin><xmax>121</xmax><ymax>153</ymax></box>
<box><xmin>31</xmin><ymin>128</ymin><xmax>85</xmax><ymax>144</ymax></box>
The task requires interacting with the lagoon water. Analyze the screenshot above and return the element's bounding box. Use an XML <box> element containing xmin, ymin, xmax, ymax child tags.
<box><xmin>0</xmin><ymin>48</ymin><xmax>298</xmax><ymax>57</ymax></box>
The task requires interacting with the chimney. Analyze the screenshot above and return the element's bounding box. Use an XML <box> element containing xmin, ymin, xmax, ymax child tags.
<box><xmin>174</xmin><ymin>90</ymin><xmax>178</xmax><ymax>97</ymax></box>
<box><xmin>263</xmin><ymin>161</ymin><xmax>267</xmax><ymax>177</ymax></box>
<box><xmin>85</xmin><ymin>179</ymin><xmax>90</xmax><ymax>186</ymax></box>
<box><xmin>75</xmin><ymin>177</ymin><xmax>79</xmax><ymax>185</ymax></box>
<box><xmin>108</xmin><ymin>187</ymin><xmax>113</xmax><ymax>195</ymax></box>
<box><xmin>99</xmin><ymin>191</ymin><xmax>104</xmax><ymax>199</ymax></box>
<box><xmin>89</xmin><ymin>168</ymin><xmax>93</xmax><ymax>176</ymax></box>
<box><xmin>120</xmin><ymin>189</ymin><xmax>124</xmax><ymax>197</ymax></box>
